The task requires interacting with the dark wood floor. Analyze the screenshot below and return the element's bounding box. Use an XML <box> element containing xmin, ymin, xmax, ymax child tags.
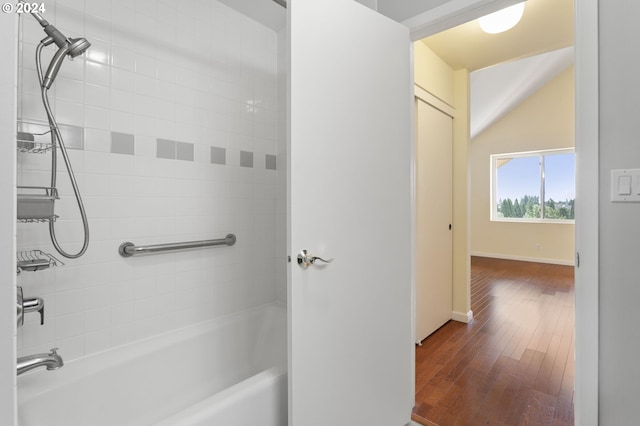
<box><xmin>412</xmin><ymin>256</ymin><xmax>574</xmax><ymax>426</ymax></box>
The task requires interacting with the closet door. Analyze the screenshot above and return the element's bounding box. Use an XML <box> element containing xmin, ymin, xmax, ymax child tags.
<box><xmin>415</xmin><ymin>97</ymin><xmax>453</xmax><ymax>343</ymax></box>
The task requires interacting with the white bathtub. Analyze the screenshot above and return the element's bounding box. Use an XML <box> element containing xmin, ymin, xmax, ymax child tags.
<box><xmin>17</xmin><ymin>303</ymin><xmax>287</xmax><ymax>426</ymax></box>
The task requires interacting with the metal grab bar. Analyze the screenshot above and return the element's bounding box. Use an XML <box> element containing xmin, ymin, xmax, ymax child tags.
<box><xmin>118</xmin><ymin>234</ymin><xmax>236</xmax><ymax>258</ymax></box>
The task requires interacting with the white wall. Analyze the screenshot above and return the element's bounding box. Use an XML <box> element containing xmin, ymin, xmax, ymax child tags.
<box><xmin>0</xmin><ymin>11</ymin><xmax>18</xmax><ymax>426</ymax></box>
<box><xmin>15</xmin><ymin>0</ymin><xmax>282</xmax><ymax>363</ymax></box>
<box><xmin>470</xmin><ymin>66</ymin><xmax>575</xmax><ymax>265</ymax></box>
<box><xmin>598</xmin><ymin>2</ymin><xmax>640</xmax><ymax>423</ymax></box>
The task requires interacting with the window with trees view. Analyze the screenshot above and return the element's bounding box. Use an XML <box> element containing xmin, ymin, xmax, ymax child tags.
<box><xmin>491</xmin><ymin>149</ymin><xmax>575</xmax><ymax>222</ymax></box>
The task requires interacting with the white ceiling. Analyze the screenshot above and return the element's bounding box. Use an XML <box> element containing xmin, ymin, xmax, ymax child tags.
<box><xmin>377</xmin><ymin>0</ymin><xmax>452</xmax><ymax>23</ymax></box>
<box><xmin>216</xmin><ymin>0</ymin><xmax>456</xmax><ymax>32</ymax></box>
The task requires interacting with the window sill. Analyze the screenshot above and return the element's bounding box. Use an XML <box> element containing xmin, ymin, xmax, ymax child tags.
<box><xmin>491</xmin><ymin>218</ymin><xmax>575</xmax><ymax>225</ymax></box>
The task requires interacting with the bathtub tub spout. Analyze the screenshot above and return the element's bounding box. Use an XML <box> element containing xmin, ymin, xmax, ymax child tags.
<box><xmin>17</xmin><ymin>348</ymin><xmax>63</xmax><ymax>376</ymax></box>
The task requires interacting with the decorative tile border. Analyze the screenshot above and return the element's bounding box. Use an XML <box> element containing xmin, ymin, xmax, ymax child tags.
<box><xmin>266</xmin><ymin>154</ymin><xmax>277</xmax><ymax>170</ymax></box>
<box><xmin>111</xmin><ymin>132</ymin><xmax>135</xmax><ymax>155</ymax></box>
<box><xmin>156</xmin><ymin>138</ymin><xmax>175</xmax><ymax>159</ymax></box>
<box><xmin>176</xmin><ymin>141</ymin><xmax>194</xmax><ymax>161</ymax></box>
<box><xmin>99</xmin><ymin>134</ymin><xmax>278</xmax><ymax>170</ymax></box>
<box><xmin>240</xmin><ymin>150</ymin><xmax>254</xmax><ymax>168</ymax></box>
<box><xmin>210</xmin><ymin>146</ymin><xmax>226</xmax><ymax>165</ymax></box>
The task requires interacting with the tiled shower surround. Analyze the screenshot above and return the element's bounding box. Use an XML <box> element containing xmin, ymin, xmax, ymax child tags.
<box><xmin>16</xmin><ymin>0</ymin><xmax>284</xmax><ymax>361</ymax></box>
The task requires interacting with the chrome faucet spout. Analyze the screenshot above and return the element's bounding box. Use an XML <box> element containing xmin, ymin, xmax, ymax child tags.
<box><xmin>17</xmin><ymin>348</ymin><xmax>63</xmax><ymax>376</ymax></box>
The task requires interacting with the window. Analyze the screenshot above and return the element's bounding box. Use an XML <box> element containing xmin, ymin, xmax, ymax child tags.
<box><xmin>491</xmin><ymin>149</ymin><xmax>575</xmax><ymax>222</ymax></box>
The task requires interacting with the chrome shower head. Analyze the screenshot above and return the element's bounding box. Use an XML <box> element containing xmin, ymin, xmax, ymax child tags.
<box><xmin>67</xmin><ymin>37</ymin><xmax>91</xmax><ymax>58</ymax></box>
<box><xmin>28</xmin><ymin>11</ymin><xmax>91</xmax><ymax>89</ymax></box>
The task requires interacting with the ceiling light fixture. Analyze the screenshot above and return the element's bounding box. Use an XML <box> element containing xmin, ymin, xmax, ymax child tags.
<box><xmin>478</xmin><ymin>2</ymin><xmax>525</xmax><ymax>34</ymax></box>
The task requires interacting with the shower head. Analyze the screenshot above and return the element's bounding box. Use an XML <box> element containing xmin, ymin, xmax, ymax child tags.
<box><xmin>28</xmin><ymin>11</ymin><xmax>91</xmax><ymax>89</ymax></box>
<box><xmin>66</xmin><ymin>37</ymin><xmax>91</xmax><ymax>58</ymax></box>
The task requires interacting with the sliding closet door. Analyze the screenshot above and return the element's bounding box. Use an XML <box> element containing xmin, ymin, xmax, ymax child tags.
<box><xmin>415</xmin><ymin>97</ymin><xmax>453</xmax><ymax>343</ymax></box>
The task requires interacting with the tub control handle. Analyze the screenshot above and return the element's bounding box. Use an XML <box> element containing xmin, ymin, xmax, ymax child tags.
<box><xmin>24</xmin><ymin>296</ymin><xmax>45</xmax><ymax>325</ymax></box>
<box><xmin>17</xmin><ymin>286</ymin><xmax>45</xmax><ymax>326</ymax></box>
<box><xmin>297</xmin><ymin>250</ymin><xmax>333</xmax><ymax>269</ymax></box>
<box><xmin>17</xmin><ymin>286</ymin><xmax>24</xmax><ymax>327</ymax></box>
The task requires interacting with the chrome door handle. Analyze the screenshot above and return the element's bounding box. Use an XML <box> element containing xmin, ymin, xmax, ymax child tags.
<box><xmin>297</xmin><ymin>250</ymin><xmax>333</xmax><ymax>269</ymax></box>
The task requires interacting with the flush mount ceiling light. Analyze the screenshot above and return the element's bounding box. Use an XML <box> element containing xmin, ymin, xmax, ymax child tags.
<box><xmin>478</xmin><ymin>2</ymin><xmax>525</xmax><ymax>34</ymax></box>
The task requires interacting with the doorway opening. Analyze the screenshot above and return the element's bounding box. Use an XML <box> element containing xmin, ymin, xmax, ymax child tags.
<box><xmin>412</xmin><ymin>0</ymin><xmax>575</xmax><ymax>423</ymax></box>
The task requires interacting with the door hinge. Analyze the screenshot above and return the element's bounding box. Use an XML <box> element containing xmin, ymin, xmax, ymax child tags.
<box><xmin>576</xmin><ymin>252</ymin><xmax>580</xmax><ymax>267</ymax></box>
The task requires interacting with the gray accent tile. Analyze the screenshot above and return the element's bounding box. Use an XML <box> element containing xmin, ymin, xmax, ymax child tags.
<box><xmin>266</xmin><ymin>154</ymin><xmax>277</xmax><ymax>170</ymax></box>
<box><xmin>210</xmin><ymin>146</ymin><xmax>226</xmax><ymax>165</ymax></box>
<box><xmin>59</xmin><ymin>124</ymin><xmax>85</xmax><ymax>150</ymax></box>
<box><xmin>111</xmin><ymin>132</ymin><xmax>135</xmax><ymax>155</ymax></box>
<box><xmin>176</xmin><ymin>141</ymin><xmax>194</xmax><ymax>161</ymax></box>
<box><xmin>240</xmin><ymin>151</ymin><xmax>253</xmax><ymax>168</ymax></box>
<box><xmin>156</xmin><ymin>138</ymin><xmax>176</xmax><ymax>159</ymax></box>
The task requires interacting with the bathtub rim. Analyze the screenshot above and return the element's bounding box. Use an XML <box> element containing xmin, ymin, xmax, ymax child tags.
<box><xmin>155</xmin><ymin>365</ymin><xmax>287</xmax><ymax>426</ymax></box>
<box><xmin>17</xmin><ymin>301</ymin><xmax>286</xmax><ymax>402</ymax></box>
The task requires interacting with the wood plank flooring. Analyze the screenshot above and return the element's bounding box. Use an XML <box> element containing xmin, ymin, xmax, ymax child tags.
<box><xmin>412</xmin><ymin>256</ymin><xmax>574</xmax><ymax>426</ymax></box>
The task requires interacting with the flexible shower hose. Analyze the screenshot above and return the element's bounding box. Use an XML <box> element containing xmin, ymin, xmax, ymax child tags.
<box><xmin>35</xmin><ymin>42</ymin><xmax>89</xmax><ymax>259</ymax></box>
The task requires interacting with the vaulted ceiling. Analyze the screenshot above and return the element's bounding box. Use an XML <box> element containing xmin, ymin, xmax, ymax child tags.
<box><xmin>469</xmin><ymin>46</ymin><xmax>574</xmax><ymax>138</ymax></box>
<box><xmin>421</xmin><ymin>0</ymin><xmax>573</xmax><ymax>72</ymax></box>
<box><xmin>420</xmin><ymin>0</ymin><xmax>574</xmax><ymax>138</ymax></box>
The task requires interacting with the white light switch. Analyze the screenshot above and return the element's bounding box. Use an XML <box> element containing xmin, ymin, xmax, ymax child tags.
<box><xmin>618</xmin><ymin>175</ymin><xmax>632</xmax><ymax>195</ymax></box>
<box><xmin>611</xmin><ymin>169</ymin><xmax>640</xmax><ymax>202</ymax></box>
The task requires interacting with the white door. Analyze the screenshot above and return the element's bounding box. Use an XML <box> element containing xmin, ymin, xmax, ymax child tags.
<box><xmin>414</xmin><ymin>98</ymin><xmax>453</xmax><ymax>343</ymax></box>
<box><xmin>288</xmin><ymin>1</ymin><xmax>413</xmax><ymax>425</ymax></box>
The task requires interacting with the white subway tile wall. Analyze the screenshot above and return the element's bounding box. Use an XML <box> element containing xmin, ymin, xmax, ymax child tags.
<box><xmin>275</xmin><ymin>27</ymin><xmax>287</xmax><ymax>304</ymax></box>
<box><xmin>16</xmin><ymin>0</ymin><xmax>283</xmax><ymax>361</ymax></box>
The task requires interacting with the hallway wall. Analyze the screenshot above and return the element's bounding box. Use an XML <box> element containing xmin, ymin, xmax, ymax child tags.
<box><xmin>598</xmin><ymin>2</ymin><xmax>640</xmax><ymax>423</ymax></box>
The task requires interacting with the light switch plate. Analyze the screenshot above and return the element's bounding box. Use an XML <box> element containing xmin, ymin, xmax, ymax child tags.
<box><xmin>611</xmin><ymin>169</ymin><xmax>640</xmax><ymax>202</ymax></box>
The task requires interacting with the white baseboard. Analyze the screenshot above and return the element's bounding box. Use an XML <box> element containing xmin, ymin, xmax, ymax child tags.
<box><xmin>451</xmin><ymin>310</ymin><xmax>473</xmax><ymax>323</ymax></box>
<box><xmin>470</xmin><ymin>251</ymin><xmax>575</xmax><ymax>266</ymax></box>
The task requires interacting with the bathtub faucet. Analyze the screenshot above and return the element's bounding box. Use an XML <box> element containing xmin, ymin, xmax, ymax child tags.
<box><xmin>17</xmin><ymin>348</ymin><xmax>63</xmax><ymax>376</ymax></box>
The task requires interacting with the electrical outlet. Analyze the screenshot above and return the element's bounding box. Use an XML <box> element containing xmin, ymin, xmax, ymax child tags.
<box><xmin>535</xmin><ymin>244</ymin><xmax>541</xmax><ymax>251</ymax></box>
